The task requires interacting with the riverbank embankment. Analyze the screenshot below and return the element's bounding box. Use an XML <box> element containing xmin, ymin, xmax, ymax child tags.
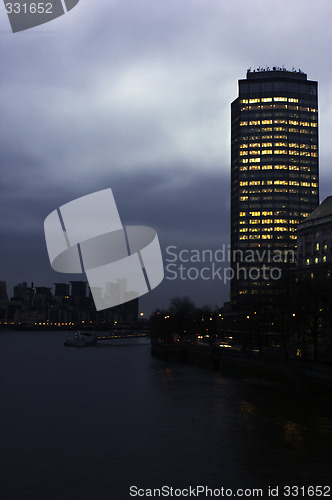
<box><xmin>151</xmin><ymin>342</ymin><xmax>332</xmax><ymax>399</ymax></box>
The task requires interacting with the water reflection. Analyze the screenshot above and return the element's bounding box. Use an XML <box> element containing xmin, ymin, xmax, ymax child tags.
<box><xmin>283</xmin><ymin>420</ymin><xmax>306</xmax><ymax>447</ymax></box>
<box><xmin>0</xmin><ymin>332</ymin><xmax>331</xmax><ymax>499</ymax></box>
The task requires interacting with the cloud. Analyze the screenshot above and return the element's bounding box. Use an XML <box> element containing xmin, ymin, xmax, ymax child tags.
<box><xmin>1</xmin><ymin>0</ymin><xmax>332</xmax><ymax>312</ymax></box>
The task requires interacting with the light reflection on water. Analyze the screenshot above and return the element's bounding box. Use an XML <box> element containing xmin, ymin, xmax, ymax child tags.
<box><xmin>0</xmin><ymin>331</ymin><xmax>331</xmax><ymax>499</ymax></box>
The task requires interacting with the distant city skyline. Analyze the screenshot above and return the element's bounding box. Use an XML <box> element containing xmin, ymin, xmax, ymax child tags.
<box><xmin>1</xmin><ymin>0</ymin><xmax>332</xmax><ymax>314</ymax></box>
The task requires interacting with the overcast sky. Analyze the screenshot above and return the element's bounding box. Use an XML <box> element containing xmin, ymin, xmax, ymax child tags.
<box><xmin>1</xmin><ymin>0</ymin><xmax>332</xmax><ymax>314</ymax></box>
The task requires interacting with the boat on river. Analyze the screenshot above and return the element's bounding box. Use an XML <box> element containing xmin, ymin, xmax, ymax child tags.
<box><xmin>64</xmin><ymin>331</ymin><xmax>97</xmax><ymax>347</ymax></box>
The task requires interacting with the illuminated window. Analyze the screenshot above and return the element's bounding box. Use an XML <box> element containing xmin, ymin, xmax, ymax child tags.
<box><xmin>240</xmin><ymin>121</ymin><xmax>248</xmax><ymax>126</ymax></box>
<box><xmin>249</xmin><ymin>98</ymin><xmax>260</xmax><ymax>103</ymax></box>
<box><xmin>239</xmin><ymin>212</ymin><xmax>246</xmax><ymax>217</ymax></box>
<box><xmin>274</xmin><ymin>165</ymin><xmax>287</xmax><ymax>169</ymax></box>
<box><xmin>261</xmin><ymin>165</ymin><xmax>273</xmax><ymax>170</ymax></box>
<box><xmin>249</xmin><ymin>158</ymin><xmax>260</xmax><ymax>163</ymax></box>
<box><xmin>274</xmin><ymin>97</ymin><xmax>287</xmax><ymax>102</ymax></box>
<box><xmin>275</xmin><ymin>150</ymin><xmax>287</xmax><ymax>154</ymax></box>
<box><xmin>240</xmin><ymin>181</ymin><xmax>248</xmax><ymax>186</ymax></box>
<box><xmin>240</xmin><ymin>151</ymin><xmax>248</xmax><ymax>156</ymax></box>
<box><xmin>262</xmin><ymin>98</ymin><xmax>272</xmax><ymax>102</ymax></box>
<box><xmin>262</xmin><ymin>120</ymin><xmax>272</xmax><ymax>125</ymax></box>
<box><xmin>288</xmin><ymin>98</ymin><xmax>298</xmax><ymax>103</ymax></box>
<box><xmin>250</xmin><ymin>211</ymin><xmax>261</xmax><ymax>216</ymax></box>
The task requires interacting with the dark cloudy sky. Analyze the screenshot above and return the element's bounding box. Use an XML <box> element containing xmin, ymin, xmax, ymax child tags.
<box><xmin>1</xmin><ymin>0</ymin><xmax>332</xmax><ymax>314</ymax></box>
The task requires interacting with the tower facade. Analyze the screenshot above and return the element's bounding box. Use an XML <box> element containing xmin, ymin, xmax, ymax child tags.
<box><xmin>231</xmin><ymin>68</ymin><xmax>319</xmax><ymax>308</ymax></box>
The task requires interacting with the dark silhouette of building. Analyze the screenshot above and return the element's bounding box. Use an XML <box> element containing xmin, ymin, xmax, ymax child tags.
<box><xmin>0</xmin><ymin>281</ymin><xmax>8</xmax><ymax>301</ymax></box>
<box><xmin>231</xmin><ymin>67</ymin><xmax>319</xmax><ymax>308</ymax></box>
<box><xmin>13</xmin><ymin>281</ymin><xmax>34</xmax><ymax>309</ymax></box>
<box><xmin>286</xmin><ymin>197</ymin><xmax>332</xmax><ymax>361</ymax></box>
<box><xmin>54</xmin><ymin>283</ymin><xmax>70</xmax><ymax>297</ymax></box>
<box><xmin>296</xmin><ymin>196</ymin><xmax>332</xmax><ymax>277</ymax></box>
<box><xmin>70</xmin><ymin>281</ymin><xmax>87</xmax><ymax>299</ymax></box>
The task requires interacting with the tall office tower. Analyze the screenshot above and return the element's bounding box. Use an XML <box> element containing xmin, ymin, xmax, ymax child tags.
<box><xmin>231</xmin><ymin>68</ymin><xmax>319</xmax><ymax>309</ymax></box>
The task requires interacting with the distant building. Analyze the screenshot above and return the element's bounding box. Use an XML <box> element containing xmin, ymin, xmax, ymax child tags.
<box><xmin>0</xmin><ymin>281</ymin><xmax>8</xmax><ymax>301</ymax></box>
<box><xmin>0</xmin><ymin>281</ymin><xmax>9</xmax><ymax>322</ymax></box>
<box><xmin>13</xmin><ymin>281</ymin><xmax>34</xmax><ymax>310</ymax></box>
<box><xmin>54</xmin><ymin>283</ymin><xmax>70</xmax><ymax>297</ymax></box>
<box><xmin>231</xmin><ymin>67</ymin><xmax>319</xmax><ymax>308</ymax></box>
<box><xmin>70</xmin><ymin>281</ymin><xmax>87</xmax><ymax>299</ymax></box>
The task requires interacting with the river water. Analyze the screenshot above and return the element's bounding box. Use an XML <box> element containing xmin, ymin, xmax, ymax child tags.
<box><xmin>0</xmin><ymin>331</ymin><xmax>331</xmax><ymax>499</ymax></box>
